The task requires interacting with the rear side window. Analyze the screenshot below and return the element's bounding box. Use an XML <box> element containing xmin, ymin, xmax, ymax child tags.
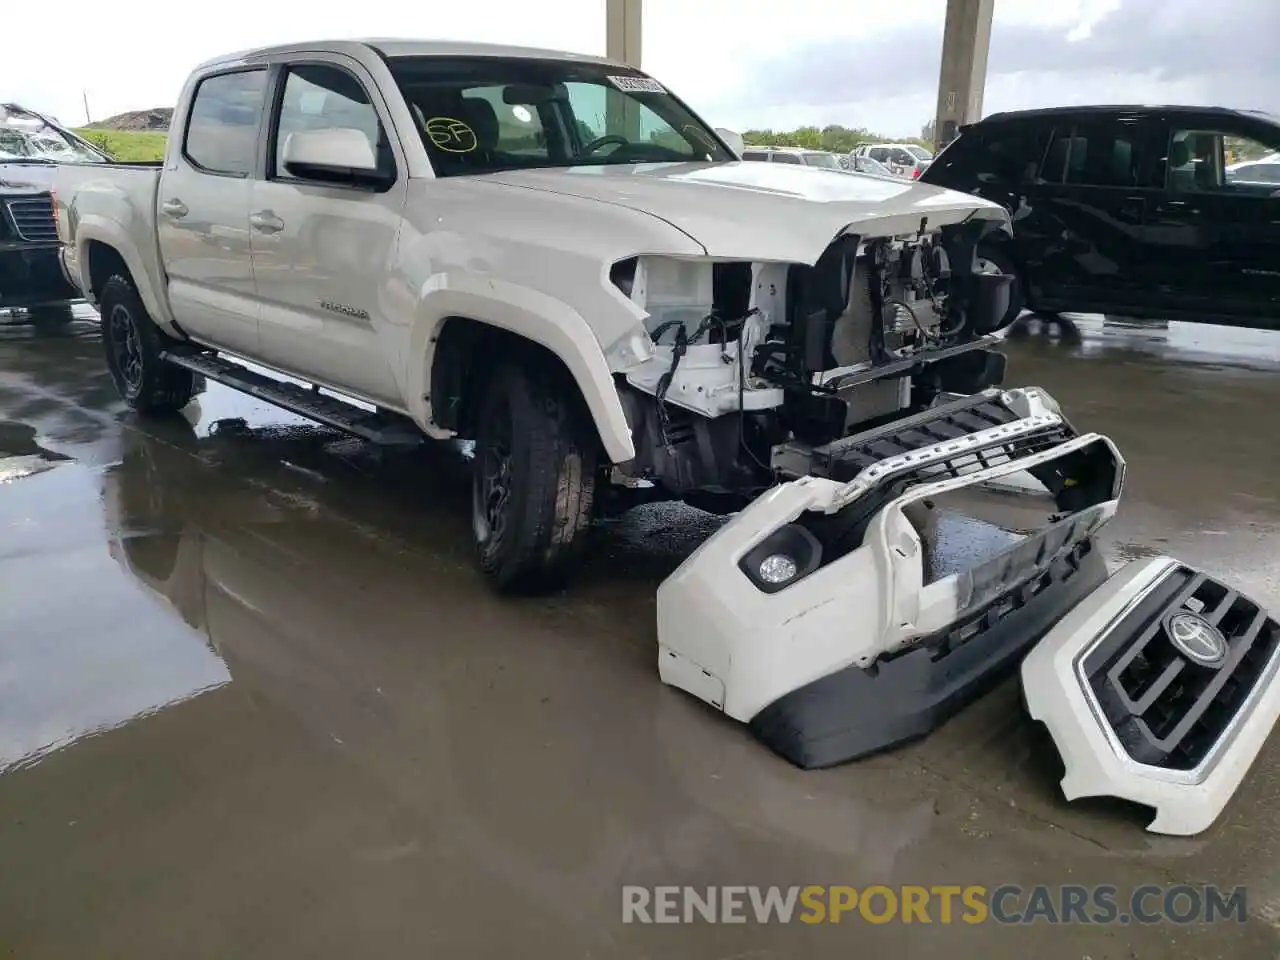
<box><xmin>979</xmin><ymin>125</ymin><xmax>1047</xmax><ymax>184</ymax></box>
<box><xmin>184</xmin><ymin>69</ymin><xmax>269</xmax><ymax>177</ymax></box>
<box><xmin>772</xmin><ymin>152</ymin><xmax>802</xmax><ymax>164</ymax></box>
<box><xmin>1057</xmin><ymin>121</ymin><xmax>1158</xmax><ymax>188</ymax></box>
<box><xmin>741</xmin><ymin>150</ymin><xmax>768</xmax><ymax>161</ymax></box>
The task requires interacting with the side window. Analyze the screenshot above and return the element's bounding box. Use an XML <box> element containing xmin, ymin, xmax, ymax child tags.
<box><xmin>1062</xmin><ymin>122</ymin><xmax>1155</xmax><ymax>188</ymax></box>
<box><xmin>1166</xmin><ymin>129</ymin><xmax>1224</xmax><ymax>192</ymax></box>
<box><xmin>772</xmin><ymin>152</ymin><xmax>802</xmax><ymax>164</ymax></box>
<box><xmin>1174</xmin><ymin>130</ymin><xmax>1280</xmax><ymax>192</ymax></box>
<box><xmin>184</xmin><ymin>69</ymin><xmax>268</xmax><ymax>176</ymax></box>
<box><xmin>869</xmin><ymin>147</ymin><xmax>889</xmax><ymax>162</ymax></box>
<box><xmin>978</xmin><ymin>126</ymin><xmax>1043</xmax><ymax>184</ymax></box>
<box><xmin>741</xmin><ymin>150</ymin><xmax>768</xmax><ymax>161</ymax></box>
<box><xmin>272</xmin><ymin>64</ymin><xmax>389</xmax><ymax>181</ymax></box>
<box><xmin>891</xmin><ymin>149</ymin><xmax>913</xmax><ymax>166</ymax></box>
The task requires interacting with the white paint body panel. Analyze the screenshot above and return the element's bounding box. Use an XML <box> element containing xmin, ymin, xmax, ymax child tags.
<box><xmin>54</xmin><ymin>38</ymin><xmax>1009</xmax><ymax>468</ymax></box>
<box><xmin>1021</xmin><ymin>557</ymin><xmax>1280</xmax><ymax>836</ymax></box>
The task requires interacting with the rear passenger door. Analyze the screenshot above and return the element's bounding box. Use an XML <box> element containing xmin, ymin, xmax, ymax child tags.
<box><xmin>158</xmin><ymin>68</ymin><xmax>268</xmax><ymax>356</ymax></box>
<box><xmin>1034</xmin><ymin>116</ymin><xmax>1165</xmax><ymax>310</ymax></box>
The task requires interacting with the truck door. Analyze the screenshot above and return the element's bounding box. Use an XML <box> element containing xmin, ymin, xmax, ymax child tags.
<box><xmin>1142</xmin><ymin>118</ymin><xmax>1280</xmax><ymax>327</ymax></box>
<box><xmin>249</xmin><ymin>57</ymin><xmax>407</xmax><ymax>406</ymax></box>
<box><xmin>157</xmin><ymin>68</ymin><xmax>268</xmax><ymax>356</ymax></box>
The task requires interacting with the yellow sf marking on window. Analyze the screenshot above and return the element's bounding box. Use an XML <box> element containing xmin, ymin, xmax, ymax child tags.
<box><xmin>425</xmin><ymin>117</ymin><xmax>477</xmax><ymax>153</ymax></box>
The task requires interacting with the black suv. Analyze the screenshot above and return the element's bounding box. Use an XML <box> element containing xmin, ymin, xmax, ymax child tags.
<box><xmin>921</xmin><ymin>105</ymin><xmax>1280</xmax><ymax>330</ymax></box>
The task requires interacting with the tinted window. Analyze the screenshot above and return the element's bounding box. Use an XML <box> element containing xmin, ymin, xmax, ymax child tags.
<box><xmin>184</xmin><ymin>70</ymin><xmax>268</xmax><ymax>176</ymax></box>
<box><xmin>1060</xmin><ymin>122</ymin><xmax>1155</xmax><ymax>188</ymax></box>
<box><xmin>979</xmin><ymin>126</ymin><xmax>1040</xmax><ymax>184</ymax></box>
<box><xmin>869</xmin><ymin>147</ymin><xmax>890</xmax><ymax>162</ymax></box>
<box><xmin>272</xmin><ymin>64</ymin><xmax>389</xmax><ymax>180</ymax></box>
<box><xmin>772</xmin><ymin>152</ymin><xmax>802</xmax><ymax>164</ymax></box>
<box><xmin>741</xmin><ymin>150</ymin><xmax>768</xmax><ymax>161</ymax></box>
<box><xmin>387</xmin><ymin>56</ymin><xmax>733</xmax><ymax>177</ymax></box>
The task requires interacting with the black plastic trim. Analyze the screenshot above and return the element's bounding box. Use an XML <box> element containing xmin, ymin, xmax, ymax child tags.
<box><xmin>749</xmin><ymin>540</ymin><xmax>1108</xmax><ymax>769</ymax></box>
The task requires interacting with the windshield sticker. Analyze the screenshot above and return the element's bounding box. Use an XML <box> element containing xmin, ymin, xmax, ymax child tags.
<box><xmin>606</xmin><ymin>75</ymin><xmax>666</xmax><ymax>95</ymax></box>
<box><xmin>425</xmin><ymin>117</ymin><xmax>478</xmax><ymax>153</ymax></box>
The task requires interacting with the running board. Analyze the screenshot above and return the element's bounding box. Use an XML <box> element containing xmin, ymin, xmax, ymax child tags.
<box><xmin>161</xmin><ymin>350</ymin><xmax>423</xmax><ymax>447</ymax></box>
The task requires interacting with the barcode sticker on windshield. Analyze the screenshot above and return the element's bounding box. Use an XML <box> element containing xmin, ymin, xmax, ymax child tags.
<box><xmin>607</xmin><ymin>75</ymin><xmax>666</xmax><ymax>94</ymax></box>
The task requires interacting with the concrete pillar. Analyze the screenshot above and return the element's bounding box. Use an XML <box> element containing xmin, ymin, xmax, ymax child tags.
<box><xmin>606</xmin><ymin>0</ymin><xmax>643</xmax><ymax>68</ymax></box>
<box><xmin>932</xmin><ymin>0</ymin><xmax>994</xmax><ymax>149</ymax></box>
<box><xmin>605</xmin><ymin>0</ymin><xmax>643</xmax><ymax>140</ymax></box>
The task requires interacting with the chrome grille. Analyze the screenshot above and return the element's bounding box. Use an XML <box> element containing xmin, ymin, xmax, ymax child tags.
<box><xmin>5</xmin><ymin>197</ymin><xmax>58</xmax><ymax>243</ymax></box>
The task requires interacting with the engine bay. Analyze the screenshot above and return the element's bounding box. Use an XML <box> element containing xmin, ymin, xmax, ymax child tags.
<box><xmin>611</xmin><ymin>218</ymin><xmax>1018</xmax><ymax>501</ymax></box>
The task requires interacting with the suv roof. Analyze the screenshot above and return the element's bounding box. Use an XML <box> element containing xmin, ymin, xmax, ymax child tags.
<box><xmin>976</xmin><ymin>104</ymin><xmax>1279</xmax><ymax>126</ymax></box>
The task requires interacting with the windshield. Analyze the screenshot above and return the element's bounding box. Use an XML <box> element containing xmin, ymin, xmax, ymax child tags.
<box><xmin>386</xmin><ymin>56</ymin><xmax>735</xmax><ymax>176</ymax></box>
<box><xmin>906</xmin><ymin>145</ymin><xmax>932</xmax><ymax>160</ymax></box>
<box><xmin>801</xmin><ymin>152</ymin><xmax>841</xmax><ymax>169</ymax></box>
<box><xmin>0</xmin><ymin>104</ymin><xmax>107</xmax><ymax>163</ymax></box>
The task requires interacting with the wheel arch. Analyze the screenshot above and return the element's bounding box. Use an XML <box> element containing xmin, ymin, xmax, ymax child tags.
<box><xmin>409</xmin><ymin>276</ymin><xmax>636</xmax><ymax>464</ymax></box>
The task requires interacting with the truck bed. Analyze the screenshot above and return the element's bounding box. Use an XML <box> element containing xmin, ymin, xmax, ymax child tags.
<box><xmin>54</xmin><ymin>161</ymin><xmax>164</xmax><ymax>315</ymax></box>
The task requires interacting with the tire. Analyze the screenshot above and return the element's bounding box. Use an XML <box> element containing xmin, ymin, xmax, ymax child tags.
<box><xmin>29</xmin><ymin>303</ymin><xmax>75</xmax><ymax>330</ymax></box>
<box><xmin>974</xmin><ymin>242</ymin><xmax>1025</xmax><ymax>331</ymax></box>
<box><xmin>471</xmin><ymin>361</ymin><xmax>597</xmax><ymax>594</ymax></box>
<box><xmin>99</xmin><ymin>273</ymin><xmax>196</xmax><ymax>414</ymax></box>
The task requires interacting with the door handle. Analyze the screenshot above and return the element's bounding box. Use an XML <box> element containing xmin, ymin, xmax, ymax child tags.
<box><xmin>250</xmin><ymin>211</ymin><xmax>285</xmax><ymax>234</ymax></box>
<box><xmin>161</xmin><ymin>198</ymin><xmax>188</xmax><ymax>218</ymax></box>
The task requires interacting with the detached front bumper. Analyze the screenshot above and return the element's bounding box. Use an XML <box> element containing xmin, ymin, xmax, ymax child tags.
<box><xmin>657</xmin><ymin>387</ymin><xmax>1125</xmax><ymax>768</ymax></box>
<box><xmin>1022</xmin><ymin>557</ymin><xmax>1280</xmax><ymax>836</ymax></box>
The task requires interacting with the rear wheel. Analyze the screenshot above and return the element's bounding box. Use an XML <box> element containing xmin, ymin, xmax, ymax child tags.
<box><xmin>99</xmin><ymin>274</ymin><xmax>196</xmax><ymax>414</ymax></box>
<box><xmin>974</xmin><ymin>243</ymin><xmax>1025</xmax><ymax>330</ymax></box>
<box><xmin>471</xmin><ymin>361</ymin><xmax>597</xmax><ymax>594</ymax></box>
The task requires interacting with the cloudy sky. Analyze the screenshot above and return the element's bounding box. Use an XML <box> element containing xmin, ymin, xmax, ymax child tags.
<box><xmin>5</xmin><ymin>0</ymin><xmax>1276</xmax><ymax>138</ymax></box>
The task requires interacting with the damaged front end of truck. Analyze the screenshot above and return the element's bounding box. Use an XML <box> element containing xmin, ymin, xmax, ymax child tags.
<box><xmin>602</xmin><ymin>206</ymin><xmax>1132</xmax><ymax>767</ymax></box>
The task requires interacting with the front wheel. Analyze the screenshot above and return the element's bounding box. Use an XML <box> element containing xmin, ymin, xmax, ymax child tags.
<box><xmin>472</xmin><ymin>361</ymin><xmax>597</xmax><ymax>594</ymax></box>
<box><xmin>99</xmin><ymin>273</ymin><xmax>196</xmax><ymax>414</ymax></box>
<box><xmin>974</xmin><ymin>243</ymin><xmax>1025</xmax><ymax>331</ymax></box>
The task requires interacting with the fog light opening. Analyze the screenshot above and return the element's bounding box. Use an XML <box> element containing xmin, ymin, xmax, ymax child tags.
<box><xmin>759</xmin><ymin>554</ymin><xmax>799</xmax><ymax>584</ymax></box>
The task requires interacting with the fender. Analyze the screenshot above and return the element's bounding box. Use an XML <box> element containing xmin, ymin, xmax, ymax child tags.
<box><xmin>406</xmin><ymin>272</ymin><xmax>637</xmax><ymax>464</ymax></box>
<box><xmin>72</xmin><ymin>215</ymin><xmax>181</xmax><ymax>337</ymax></box>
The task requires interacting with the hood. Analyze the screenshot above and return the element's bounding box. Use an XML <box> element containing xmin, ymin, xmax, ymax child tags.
<box><xmin>0</xmin><ymin>164</ymin><xmax>55</xmax><ymax>194</ymax></box>
<box><xmin>484</xmin><ymin>161</ymin><xmax>1006</xmax><ymax>263</ymax></box>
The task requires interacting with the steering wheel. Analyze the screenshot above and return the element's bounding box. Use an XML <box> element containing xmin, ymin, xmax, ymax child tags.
<box><xmin>580</xmin><ymin>134</ymin><xmax>629</xmax><ymax>155</ymax></box>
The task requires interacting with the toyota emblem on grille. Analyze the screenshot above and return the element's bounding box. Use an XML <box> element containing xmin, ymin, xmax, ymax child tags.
<box><xmin>1165</xmin><ymin>611</ymin><xmax>1229</xmax><ymax>668</ymax></box>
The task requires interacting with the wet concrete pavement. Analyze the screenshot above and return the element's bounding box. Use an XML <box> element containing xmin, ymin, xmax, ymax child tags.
<box><xmin>1</xmin><ymin>309</ymin><xmax>1278</xmax><ymax>959</ymax></box>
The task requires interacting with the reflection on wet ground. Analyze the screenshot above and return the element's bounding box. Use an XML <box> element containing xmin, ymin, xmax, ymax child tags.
<box><xmin>1</xmin><ymin>309</ymin><xmax>1279</xmax><ymax>958</ymax></box>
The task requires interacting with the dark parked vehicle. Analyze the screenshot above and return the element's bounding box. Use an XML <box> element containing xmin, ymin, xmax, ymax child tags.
<box><xmin>1</xmin><ymin>103</ymin><xmax>110</xmax><ymax>325</ymax></box>
<box><xmin>921</xmin><ymin>105</ymin><xmax>1280</xmax><ymax>330</ymax></box>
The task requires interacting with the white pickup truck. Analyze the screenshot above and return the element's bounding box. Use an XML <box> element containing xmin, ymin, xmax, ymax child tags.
<box><xmin>55</xmin><ymin>39</ymin><xmax>1280</xmax><ymax>832</ymax></box>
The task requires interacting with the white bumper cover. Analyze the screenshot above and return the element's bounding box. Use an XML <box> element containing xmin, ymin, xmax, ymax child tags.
<box><xmin>657</xmin><ymin>387</ymin><xmax>1125</xmax><ymax>768</ymax></box>
<box><xmin>1022</xmin><ymin>556</ymin><xmax>1280</xmax><ymax>836</ymax></box>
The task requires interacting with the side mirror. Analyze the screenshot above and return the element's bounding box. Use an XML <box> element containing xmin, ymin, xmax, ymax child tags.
<box><xmin>282</xmin><ymin>128</ymin><xmax>388</xmax><ymax>187</ymax></box>
<box><xmin>715</xmin><ymin>127</ymin><xmax>745</xmax><ymax>157</ymax></box>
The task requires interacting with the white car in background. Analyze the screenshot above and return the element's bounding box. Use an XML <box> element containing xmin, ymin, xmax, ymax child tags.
<box><xmin>740</xmin><ymin>146</ymin><xmax>844</xmax><ymax>170</ymax></box>
<box><xmin>853</xmin><ymin>142</ymin><xmax>934</xmax><ymax>179</ymax></box>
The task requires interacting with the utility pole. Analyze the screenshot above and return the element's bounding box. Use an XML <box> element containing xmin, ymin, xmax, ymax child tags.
<box><xmin>83</xmin><ymin>91</ymin><xmax>92</xmax><ymax>125</ymax></box>
<box><xmin>932</xmin><ymin>0</ymin><xmax>995</xmax><ymax>149</ymax></box>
